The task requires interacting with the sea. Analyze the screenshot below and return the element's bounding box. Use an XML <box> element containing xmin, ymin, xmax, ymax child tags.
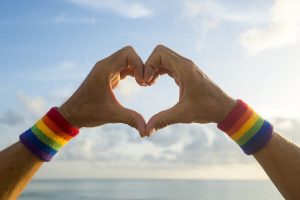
<box><xmin>19</xmin><ymin>179</ymin><xmax>284</xmax><ymax>200</ymax></box>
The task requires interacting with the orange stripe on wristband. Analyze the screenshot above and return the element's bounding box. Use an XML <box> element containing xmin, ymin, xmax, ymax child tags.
<box><xmin>35</xmin><ymin>120</ymin><xmax>68</xmax><ymax>146</ymax></box>
<box><xmin>42</xmin><ymin>116</ymin><xmax>72</xmax><ymax>141</ymax></box>
<box><xmin>227</xmin><ymin>109</ymin><xmax>253</xmax><ymax>136</ymax></box>
<box><xmin>20</xmin><ymin>107</ymin><xmax>79</xmax><ymax>162</ymax></box>
<box><xmin>231</xmin><ymin>112</ymin><xmax>260</xmax><ymax>141</ymax></box>
<box><xmin>217</xmin><ymin>99</ymin><xmax>273</xmax><ymax>155</ymax></box>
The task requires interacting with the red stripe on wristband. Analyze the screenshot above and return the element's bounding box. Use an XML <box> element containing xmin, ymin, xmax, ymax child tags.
<box><xmin>42</xmin><ymin>115</ymin><xmax>73</xmax><ymax>141</ymax></box>
<box><xmin>227</xmin><ymin>109</ymin><xmax>253</xmax><ymax>136</ymax></box>
<box><xmin>20</xmin><ymin>107</ymin><xmax>80</xmax><ymax>162</ymax></box>
<box><xmin>217</xmin><ymin>99</ymin><xmax>273</xmax><ymax>155</ymax></box>
<box><xmin>217</xmin><ymin>100</ymin><xmax>248</xmax><ymax>132</ymax></box>
<box><xmin>47</xmin><ymin>107</ymin><xmax>79</xmax><ymax>137</ymax></box>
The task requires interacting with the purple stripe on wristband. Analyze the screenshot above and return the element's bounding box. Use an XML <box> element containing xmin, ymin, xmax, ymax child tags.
<box><xmin>20</xmin><ymin>129</ymin><xmax>57</xmax><ymax>161</ymax></box>
<box><xmin>241</xmin><ymin>120</ymin><xmax>273</xmax><ymax>155</ymax></box>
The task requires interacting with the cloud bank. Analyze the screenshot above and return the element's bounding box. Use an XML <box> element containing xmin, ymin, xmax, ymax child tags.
<box><xmin>240</xmin><ymin>0</ymin><xmax>300</xmax><ymax>54</ymax></box>
<box><xmin>1</xmin><ymin>94</ymin><xmax>298</xmax><ymax>169</ymax></box>
<box><xmin>181</xmin><ymin>0</ymin><xmax>267</xmax><ymax>50</ymax></box>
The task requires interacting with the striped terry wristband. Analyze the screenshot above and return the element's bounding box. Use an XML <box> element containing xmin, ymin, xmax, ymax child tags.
<box><xmin>19</xmin><ymin>107</ymin><xmax>79</xmax><ymax>161</ymax></box>
<box><xmin>217</xmin><ymin>100</ymin><xmax>273</xmax><ymax>155</ymax></box>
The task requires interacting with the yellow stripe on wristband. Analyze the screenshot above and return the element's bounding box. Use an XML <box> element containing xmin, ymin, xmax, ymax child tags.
<box><xmin>231</xmin><ymin>112</ymin><xmax>260</xmax><ymax>141</ymax></box>
<box><xmin>217</xmin><ymin>100</ymin><xmax>274</xmax><ymax>155</ymax></box>
<box><xmin>36</xmin><ymin>119</ymin><xmax>68</xmax><ymax>146</ymax></box>
<box><xmin>31</xmin><ymin>126</ymin><xmax>62</xmax><ymax>150</ymax></box>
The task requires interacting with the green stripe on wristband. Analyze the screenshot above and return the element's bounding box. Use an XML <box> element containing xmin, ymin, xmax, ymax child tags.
<box><xmin>236</xmin><ymin>117</ymin><xmax>264</xmax><ymax>146</ymax></box>
<box><xmin>217</xmin><ymin>99</ymin><xmax>274</xmax><ymax>155</ymax></box>
<box><xmin>31</xmin><ymin>125</ymin><xmax>62</xmax><ymax>150</ymax></box>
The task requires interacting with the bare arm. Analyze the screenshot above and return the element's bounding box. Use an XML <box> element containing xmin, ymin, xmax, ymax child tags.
<box><xmin>0</xmin><ymin>142</ymin><xmax>43</xmax><ymax>199</ymax></box>
<box><xmin>0</xmin><ymin>46</ymin><xmax>146</xmax><ymax>200</ymax></box>
<box><xmin>144</xmin><ymin>45</ymin><xmax>300</xmax><ymax>200</ymax></box>
<box><xmin>254</xmin><ymin>132</ymin><xmax>300</xmax><ymax>199</ymax></box>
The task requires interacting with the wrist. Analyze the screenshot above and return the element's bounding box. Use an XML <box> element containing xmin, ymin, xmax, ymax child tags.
<box><xmin>215</xmin><ymin>96</ymin><xmax>236</xmax><ymax>124</ymax></box>
<box><xmin>58</xmin><ymin>102</ymin><xmax>81</xmax><ymax>128</ymax></box>
<box><xmin>19</xmin><ymin>107</ymin><xmax>80</xmax><ymax>161</ymax></box>
<box><xmin>217</xmin><ymin>99</ymin><xmax>273</xmax><ymax>155</ymax></box>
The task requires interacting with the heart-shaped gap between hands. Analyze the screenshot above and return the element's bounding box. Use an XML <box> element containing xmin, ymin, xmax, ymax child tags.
<box><xmin>114</xmin><ymin>75</ymin><xmax>179</xmax><ymax>131</ymax></box>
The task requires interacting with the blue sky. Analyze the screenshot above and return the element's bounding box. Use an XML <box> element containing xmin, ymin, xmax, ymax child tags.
<box><xmin>1</xmin><ymin>0</ymin><xmax>300</xmax><ymax>180</ymax></box>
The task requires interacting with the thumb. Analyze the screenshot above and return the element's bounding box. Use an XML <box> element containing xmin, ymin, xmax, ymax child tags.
<box><xmin>146</xmin><ymin>105</ymin><xmax>183</xmax><ymax>136</ymax></box>
<box><xmin>112</xmin><ymin>106</ymin><xmax>146</xmax><ymax>137</ymax></box>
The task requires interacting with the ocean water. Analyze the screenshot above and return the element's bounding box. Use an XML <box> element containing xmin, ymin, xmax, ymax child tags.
<box><xmin>19</xmin><ymin>179</ymin><xmax>284</xmax><ymax>200</ymax></box>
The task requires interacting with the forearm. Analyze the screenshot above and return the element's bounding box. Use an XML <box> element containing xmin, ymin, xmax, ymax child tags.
<box><xmin>254</xmin><ymin>132</ymin><xmax>300</xmax><ymax>200</ymax></box>
<box><xmin>217</xmin><ymin>98</ymin><xmax>300</xmax><ymax>199</ymax></box>
<box><xmin>0</xmin><ymin>142</ymin><xmax>43</xmax><ymax>200</ymax></box>
<box><xmin>0</xmin><ymin>107</ymin><xmax>80</xmax><ymax>199</ymax></box>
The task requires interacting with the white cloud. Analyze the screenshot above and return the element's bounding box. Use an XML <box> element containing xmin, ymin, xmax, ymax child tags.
<box><xmin>1</xmin><ymin>95</ymin><xmax>299</xmax><ymax>179</ymax></box>
<box><xmin>183</xmin><ymin>0</ymin><xmax>265</xmax><ymax>23</ymax></box>
<box><xmin>69</xmin><ymin>0</ymin><xmax>152</xmax><ymax>19</ymax></box>
<box><xmin>17</xmin><ymin>93</ymin><xmax>47</xmax><ymax>116</ymax></box>
<box><xmin>240</xmin><ymin>0</ymin><xmax>300</xmax><ymax>54</ymax></box>
<box><xmin>114</xmin><ymin>77</ymin><xmax>141</xmax><ymax>98</ymax></box>
<box><xmin>55</xmin><ymin>118</ymin><xmax>300</xmax><ymax>169</ymax></box>
<box><xmin>54</xmin><ymin>13</ymin><xmax>96</xmax><ymax>24</ymax></box>
<box><xmin>182</xmin><ymin>0</ymin><xmax>267</xmax><ymax>50</ymax></box>
<box><xmin>58</xmin><ymin>124</ymin><xmax>250</xmax><ymax>167</ymax></box>
<box><xmin>273</xmin><ymin>118</ymin><xmax>300</xmax><ymax>144</ymax></box>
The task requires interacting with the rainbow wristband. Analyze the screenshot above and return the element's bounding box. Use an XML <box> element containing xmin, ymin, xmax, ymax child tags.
<box><xmin>19</xmin><ymin>107</ymin><xmax>79</xmax><ymax>161</ymax></box>
<box><xmin>217</xmin><ymin>100</ymin><xmax>273</xmax><ymax>155</ymax></box>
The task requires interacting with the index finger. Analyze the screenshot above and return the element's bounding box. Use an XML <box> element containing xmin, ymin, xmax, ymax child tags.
<box><xmin>108</xmin><ymin>46</ymin><xmax>145</xmax><ymax>86</ymax></box>
<box><xmin>124</xmin><ymin>46</ymin><xmax>145</xmax><ymax>86</ymax></box>
<box><xmin>144</xmin><ymin>45</ymin><xmax>183</xmax><ymax>84</ymax></box>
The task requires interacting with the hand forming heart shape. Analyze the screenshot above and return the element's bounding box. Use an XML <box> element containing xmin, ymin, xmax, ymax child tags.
<box><xmin>58</xmin><ymin>45</ymin><xmax>235</xmax><ymax>137</ymax></box>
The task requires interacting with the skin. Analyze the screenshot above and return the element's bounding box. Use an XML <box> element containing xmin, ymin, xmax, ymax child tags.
<box><xmin>58</xmin><ymin>46</ymin><xmax>147</xmax><ymax>131</ymax></box>
<box><xmin>0</xmin><ymin>46</ymin><xmax>147</xmax><ymax>200</ymax></box>
<box><xmin>143</xmin><ymin>45</ymin><xmax>300</xmax><ymax>199</ymax></box>
<box><xmin>0</xmin><ymin>143</ymin><xmax>43</xmax><ymax>200</ymax></box>
<box><xmin>0</xmin><ymin>45</ymin><xmax>299</xmax><ymax>199</ymax></box>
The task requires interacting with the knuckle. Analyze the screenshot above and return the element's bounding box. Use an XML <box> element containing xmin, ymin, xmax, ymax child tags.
<box><xmin>127</xmin><ymin>117</ymin><xmax>135</xmax><ymax>128</ymax></box>
<box><xmin>93</xmin><ymin>60</ymin><xmax>105</xmax><ymax>72</ymax></box>
<box><xmin>94</xmin><ymin>61</ymin><xmax>102</xmax><ymax>68</ymax></box>
<box><xmin>94</xmin><ymin>60</ymin><xmax>102</xmax><ymax>67</ymax></box>
<box><xmin>185</xmin><ymin>58</ymin><xmax>195</xmax><ymax>66</ymax></box>
<box><xmin>156</xmin><ymin>118</ymin><xmax>168</xmax><ymax>130</ymax></box>
<box><xmin>155</xmin><ymin>44</ymin><xmax>166</xmax><ymax>52</ymax></box>
<box><xmin>180</xmin><ymin>57</ymin><xmax>194</xmax><ymax>67</ymax></box>
<box><xmin>145</xmin><ymin>62</ymin><xmax>158</xmax><ymax>71</ymax></box>
<box><xmin>122</xmin><ymin>45</ymin><xmax>134</xmax><ymax>53</ymax></box>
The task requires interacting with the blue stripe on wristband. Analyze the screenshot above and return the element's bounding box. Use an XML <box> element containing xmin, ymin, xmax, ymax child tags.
<box><xmin>20</xmin><ymin>129</ymin><xmax>57</xmax><ymax>161</ymax></box>
<box><xmin>241</xmin><ymin>120</ymin><xmax>273</xmax><ymax>155</ymax></box>
<box><xmin>217</xmin><ymin>100</ymin><xmax>274</xmax><ymax>155</ymax></box>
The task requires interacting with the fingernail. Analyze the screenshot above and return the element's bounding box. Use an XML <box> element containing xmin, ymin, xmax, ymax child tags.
<box><xmin>147</xmin><ymin>128</ymin><xmax>155</xmax><ymax>137</ymax></box>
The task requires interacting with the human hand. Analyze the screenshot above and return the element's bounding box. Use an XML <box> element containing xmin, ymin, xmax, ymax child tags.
<box><xmin>58</xmin><ymin>46</ymin><xmax>146</xmax><ymax>136</ymax></box>
<box><xmin>144</xmin><ymin>45</ymin><xmax>236</xmax><ymax>136</ymax></box>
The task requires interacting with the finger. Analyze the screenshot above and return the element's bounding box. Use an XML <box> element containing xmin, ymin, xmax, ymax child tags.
<box><xmin>108</xmin><ymin>46</ymin><xmax>145</xmax><ymax>86</ymax></box>
<box><xmin>123</xmin><ymin>46</ymin><xmax>145</xmax><ymax>86</ymax></box>
<box><xmin>146</xmin><ymin>68</ymin><xmax>171</xmax><ymax>86</ymax></box>
<box><xmin>144</xmin><ymin>45</ymin><xmax>180</xmax><ymax>84</ymax></box>
<box><xmin>120</xmin><ymin>68</ymin><xmax>134</xmax><ymax>79</ymax></box>
<box><xmin>146</xmin><ymin>104</ymin><xmax>183</xmax><ymax>136</ymax></box>
<box><xmin>111</xmin><ymin>105</ymin><xmax>147</xmax><ymax>137</ymax></box>
<box><xmin>144</xmin><ymin>47</ymin><xmax>161</xmax><ymax>83</ymax></box>
<box><xmin>146</xmin><ymin>72</ymin><xmax>159</xmax><ymax>86</ymax></box>
<box><xmin>110</xmin><ymin>74</ymin><xmax>120</xmax><ymax>89</ymax></box>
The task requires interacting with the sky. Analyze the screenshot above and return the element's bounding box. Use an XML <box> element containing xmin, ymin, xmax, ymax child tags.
<box><xmin>0</xmin><ymin>0</ymin><xmax>300</xmax><ymax>180</ymax></box>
